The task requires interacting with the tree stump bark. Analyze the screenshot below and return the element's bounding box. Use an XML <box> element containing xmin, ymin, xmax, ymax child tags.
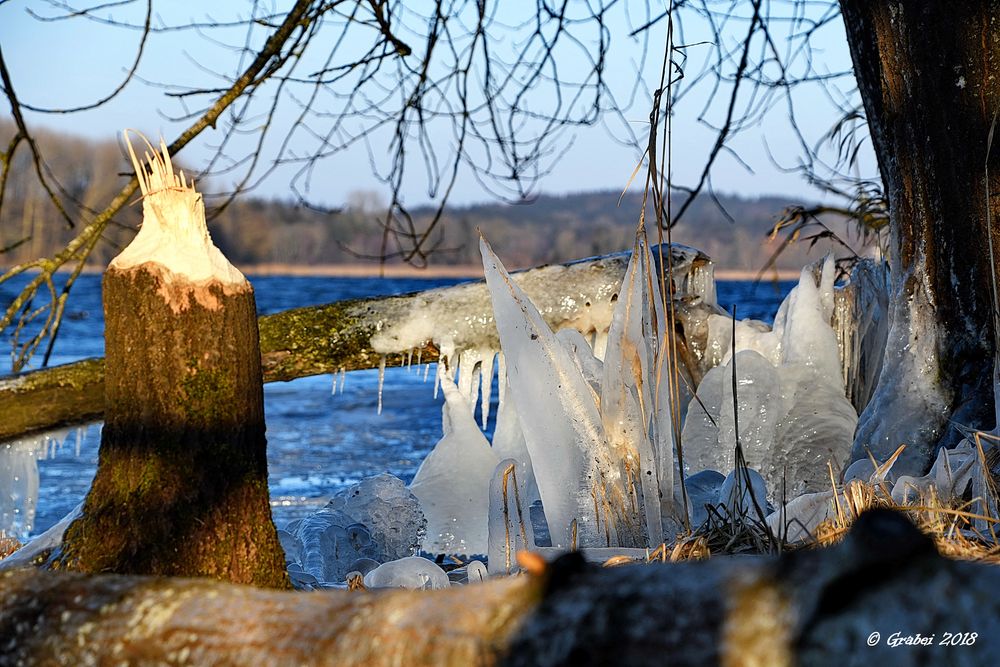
<box><xmin>52</xmin><ymin>138</ymin><xmax>288</xmax><ymax>588</ymax></box>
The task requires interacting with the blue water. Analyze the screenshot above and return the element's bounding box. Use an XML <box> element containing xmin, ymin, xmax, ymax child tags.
<box><xmin>1</xmin><ymin>272</ymin><xmax>793</xmax><ymax>537</ymax></box>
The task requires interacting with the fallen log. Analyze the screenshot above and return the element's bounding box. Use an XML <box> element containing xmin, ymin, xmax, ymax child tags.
<box><xmin>0</xmin><ymin>246</ymin><xmax>714</xmax><ymax>442</ymax></box>
<box><xmin>1</xmin><ymin>509</ymin><xmax>997</xmax><ymax>666</ymax></box>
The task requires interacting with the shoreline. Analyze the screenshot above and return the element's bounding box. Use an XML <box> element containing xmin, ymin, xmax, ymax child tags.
<box><xmin>4</xmin><ymin>263</ymin><xmax>802</xmax><ymax>281</ymax></box>
<box><xmin>244</xmin><ymin>263</ymin><xmax>801</xmax><ymax>281</ymax></box>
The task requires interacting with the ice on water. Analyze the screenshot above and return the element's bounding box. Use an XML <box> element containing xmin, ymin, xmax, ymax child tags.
<box><xmin>284</xmin><ymin>473</ymin><xmax>425</xmax><ymax>585</ymax></box>
<box><xmin>363</xmin><ymin>555</ymin><xmax>450</xmax><ymax>590</ymax></box>
<box><xmin>0</xmin><ymin>428</ymin><xmax>78</xmax><ymax>542</ymax></box>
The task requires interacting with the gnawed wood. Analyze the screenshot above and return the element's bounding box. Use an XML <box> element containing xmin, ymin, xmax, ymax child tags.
<box><xmin>0</xmin><ymin>246</ymin><xmax>714</xmax><ymax>442</ymax></box>
<box><xmin>1</xmin><ymin>510</ymin><xmax>998</xmax><ymax>666</ymax></box>
<box><xmin>51</xmin><ymin>139</ymin><xmax>288</xmax><ymax>588</ymax></box>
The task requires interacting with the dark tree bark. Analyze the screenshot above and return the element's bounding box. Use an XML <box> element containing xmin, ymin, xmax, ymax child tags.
<box><xmin>841</xmin><ymin>0</ymin><xmax>1000</xmax><ymax>474</ymax></box>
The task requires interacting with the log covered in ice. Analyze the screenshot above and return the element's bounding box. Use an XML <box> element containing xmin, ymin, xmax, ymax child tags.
<box><xmin>0</xmin><ymin>245</ymin><xmax>714</xmax><ymax>442</ymax></box>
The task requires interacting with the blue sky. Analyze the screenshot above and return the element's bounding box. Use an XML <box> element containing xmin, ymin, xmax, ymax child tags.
<box><xmin>0</xmin><ymin>1</ymin><xmax>873</xmax><ymax>208</ymax></box>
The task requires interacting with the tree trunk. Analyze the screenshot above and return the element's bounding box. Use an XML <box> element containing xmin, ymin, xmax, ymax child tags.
<box><xmin>840</xmin><ymin>0</ymin><xmax>1000</xmax><ymax>475</ymax></box>
<box><xmin>3</xmin><ymin>510</ymin><xmax>999</xmax><ymax>666</ymax></box>
<box><xmin>51</xmin><ymin>140</ymin><xmax>288</xmax><ymax>588</ymax></box>
<box><xmin>0</xmin><ymin>246</ymin><xmax>713</xmax><ymax>441</ymax></box>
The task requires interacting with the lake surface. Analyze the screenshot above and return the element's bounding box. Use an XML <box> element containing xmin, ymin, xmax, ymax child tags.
<box><xmin>0</xmin><ymin>272</ymin><xmax>793</xmax><ymax>538</ymax></box>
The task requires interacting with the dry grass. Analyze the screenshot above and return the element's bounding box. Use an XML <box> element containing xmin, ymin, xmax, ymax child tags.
<box><xmin>645</xmin><ymin>442</ymin><xmax>1000</xmax><ymax>565</ymax></box>
<box><xmin>0</xmin><ymin>536</ymin><xmax>20</xmax><ymax>560</ymax></box>
<box><xmin>805</xmin><ymin>478</ymin><xmax>1000</xmax><ymax>563</ymax></box>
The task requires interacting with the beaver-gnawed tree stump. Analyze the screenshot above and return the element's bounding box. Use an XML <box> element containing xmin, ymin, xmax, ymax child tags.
<box><xmin>52</xmin><ymin>137</ymin><xmax>288</xmax><ymax>588</ymax></box>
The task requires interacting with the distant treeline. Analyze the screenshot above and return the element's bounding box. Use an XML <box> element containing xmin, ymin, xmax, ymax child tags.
<box><xmin>0</xmin><ymin>120</ymin><xmax>860</xmax><ymax>272</ymax></box>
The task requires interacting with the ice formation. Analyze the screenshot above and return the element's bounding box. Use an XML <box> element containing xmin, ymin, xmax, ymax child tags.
<box><xmin>0</xmin><ymin>428</ymin><xmax>78</xmax><ymax>542</ymax></box>
<box><xmin>326</xmin><ymin>473</ymin><xmax>425</xmax><ymax>561</ymax></box>
<box><xmin>466</xmin><ymin>559</ymin><xmax>488</xmax><ymax>584</ymax></box>
<box><xmin>718</xmin><ymin>468</ymin><xmax>768</xmax><ymax>517</ymax></box>
<box><xmin>682</xmin><ymin>258</ymin><xmax>858</xmax><ymax>498</ymax></box>
<box><xmin>284</xmin><ymin>509</ymin><xmax>380</xmax><ymax>584</ymax></box>
<box><xmin>487</xmin><ymin>459</ymin><xmax>535</xmax><ymax>576</ymax></box>
<box><xmin>363</xmin><ymin>555</ymin><xmax>450</xmax><ymax>590</ymax></box>
<box><xmin>851</xmin><ymin>261</ymin><xmax>950</xmax><ymax>476</ymax></box>
<box><xmin>481</xmin><ymin>233</ymin><xmax>686</xmax><ymax>548</ymax></box>
<box><xmin>409</xmin><ymin>372</ymin><xmax>499</xmax><ymax>555</ymax></box>
<box><xmin>365</xmin><ymin>243</ymin><xmax>710</xmax><ymax>423</ymax></box>
<box><xmin>0</xmin><ymin>502</ymin><xmax>81</xmax><ymax>571</ymax></box>
<box><xmin>684</xmin><ymin>470</ymin><xmax>725</xmax><ymax>527</ymax></box>
<box><xmin>283</xmin><ymin>473</ymin><xmax>425</xmax><ymax>585</ymax></box>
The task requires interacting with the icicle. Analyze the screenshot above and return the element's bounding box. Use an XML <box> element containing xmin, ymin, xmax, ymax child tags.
<box><xmin>480</xmin><ymin>350</ymin><xmax>497</xmax><ymax>430</ymax></box>
<box><xmin>470</xmin><ymin>361</ymin><xmax>482</xmax><ymax>420</ymax></box>
<box><xmin>410</xmin><ymin>374</ymin><xmax>499</xmax><ymax>555</ymax></box>
<box><xmin>75</xmin><ymin>427</ymin><xmax>84</xmax><ymax>458</ymax></box>
<box><xmin>339</xmin><ymin>367</ymin><xmax>346</xmax><ymax>394</ymax></box>
<box><xmin>487</xmin><ymin>459</ymin><xmax>535</xmax><ymax>576</ymax></box>
<box><xmin>592</xmin><ymin>329</ymin><xmax>609</xmax><ymax>362</ymax></box>
<box><xmin>417</xmin><ymin>348</ymin><xmax>423</xmax><ymax>366</ymax></box>
<box><xmin>331</xmin><ymin>373</ymin><xmax>338</xmax><ymax>395</ymax></box>
<box><xmin>600</xmin><ymin>232</ymin><xmax>660</xmax><ymax>546</ymax></box>
<box><xmin>496</xmin><ymin>352</ymin><xmax>507</xmax><ymax>412</ymax></box>
<box><xmin>457</xmin><ymin>348</ymin><xmax>483</xmax><ymax>414</ymax></box>
<box><xmin>407</xmin><ymin>348</ymin><xmax>414</xmax><ymax>370</ymax></box>
<box><xmin>424</xmin><ymin>363</ymin><xmax>431</xmax><ymax>383</ymax></box>
<box><xmin>377</xmin><ymin>355</ymin><xmax>386</xmax><ymax>415</ymax></box>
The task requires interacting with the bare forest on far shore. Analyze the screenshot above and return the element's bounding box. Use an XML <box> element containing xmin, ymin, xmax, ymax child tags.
<box><xmin>0</xmin><ymin>121</ymin><xmax>868</xmax><ymax>275</ymax></box>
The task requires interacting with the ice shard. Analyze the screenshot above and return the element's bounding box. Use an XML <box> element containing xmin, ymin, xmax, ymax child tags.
<box><xmin>481</xmin><ymin>236</ymin><xmax>631</xmax><ymax>548</ymax></box>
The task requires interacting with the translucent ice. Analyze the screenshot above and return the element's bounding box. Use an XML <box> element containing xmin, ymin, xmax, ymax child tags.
<box><xmin>718</xmin><ymin>468</ymin><xmax>768</xmax><ymax>517</ymax></box>
<box><xmin>482</xmin><ymin>236</ymin><xmax>634</xmax><ymax>548</ymax></box>
<box><xmin>292</xmin><ymin>508</ymin><xmax>381</xmax><ymax>583</ymax></box>
<box><xmin>683</xmin><ymin>259</ymin><xmax>857</xmax><ymax>499</ymax></box>
<box><xmin>488</xmin><ymin>459</ymin><xmax>535</xmax><ymax>576</ymax></box>
<box><xmin>684</xmin><ymin>470</ymin><xmax>726</xmax><ymax>528</ymax></box>
<box><xmin>409</xmin><ymin>372</ymin><xmax>499</xmax><ymax>555</ymax></box>
<box><xmin>0</xmin><ymin>428</ymin><xmax>74</xmax><ymax>542</ymax></box>
<box><xmin>601</xmin><ymin>235</ymin><xmax>664</xmax><ymax>545</ymax></box>
<box><xmin>766</xmin><ymin>489</ymin><xmax>837</xmax><ymax>543</ymax></box>
<box><xmin>363</xmin><ymin>556</ymin><xmax>450</xmax><ymax>590</ymax></box>
<box><xmin>327</xmin><ymin>473</ymin><xmax>426</xmax><ymax>561</ymax></box>
<box><xmin>0</xmin><ymin>439</ymin><xmax>39</xmax><ymax>542</ymax></box>
<box><xmin>491</xmin><ymin>385</ymin><xmax>540</xmax><ymax>505</ymax></box>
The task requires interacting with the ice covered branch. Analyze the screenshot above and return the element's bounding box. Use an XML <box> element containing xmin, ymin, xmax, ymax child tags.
<box><xmin>0</xmin><ymin>245</ymin><xmax>715</xmax><ymax>442</ymax></box>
